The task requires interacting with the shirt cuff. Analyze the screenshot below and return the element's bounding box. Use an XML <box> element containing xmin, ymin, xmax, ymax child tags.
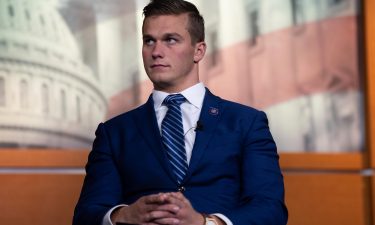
<box><xmin>213</xmin><ymin>213</ymin><xmax>233</xmax><ymax>225</ymax></box>
<box><xmin>102</xmin><ymin>204</ymin><xmax>127</xmax><ymax>225</ymax></box>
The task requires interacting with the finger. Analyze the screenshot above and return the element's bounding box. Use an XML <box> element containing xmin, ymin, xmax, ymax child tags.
<box><xmin>153</xmin><ymin>217</ymin><xmax>180</xmax><ymax>225</ymax></box>
<box><xmin>169</xmin><ymin>192</ymin><xmax>186</xmax><ymax>201</ymax></box>
<box><xmin>146</xmin><ymin>210</ymin><xmax>178</xmax><ymax>221</ymax></box>
<box><xmin>140</xmin><ymin>201</ymin><xmax>175</xmax><ymax>214</ymax></box>
<box><xmin>163</xmin><ymin>195</ymin><xmax>184</xmax><ymax>208</ymax></box>
<box><xmin>144</xmin><ymin>193</ymin><xmax>169</xmax><ymax>204</ymax></box>
<box><xmin>166</xmin><ymin>192</ymin><xmax>190</xmax><ymax>206</ymax></box>
<box><xmin>140</xmin><ymin>203</ymin><xmax>160</xmax><ymax>213</ymax></box>
<box><xmin>154</xmin><ymin>203</ymin><xmax>180</xmax><ymax>214</ymax></box>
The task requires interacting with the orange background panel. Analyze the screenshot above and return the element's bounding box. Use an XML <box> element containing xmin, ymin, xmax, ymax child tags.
<box><xmin>0</xmin><ymin>150</ymin><xmax>365</xmax><ymax>170</ymax></box>
<box><xmin>365</xmin><ymin>0</ymin><xmax>375</xmax><ymax>169</ymax></box>
<box><xmin>280</xmin><ymin>152</ymin><xmax>365</xmax><ymax>170</ymax></box>
<box><xmin>0</xmin><ymin>170</ymin><xmax>369</xmax><ymax>225</ymax></box>
<box><xmin>0</xmin><ymin>174</ymin><xmax>84</xmax><ymax>225</ymax></box>
<box><xmin>284</xmin><ymin>173</ymin><xmax>370</xmax><ymax>225</ymax></box>
<box><xmin>0</xmin><ymin>149</ymin><xmax>88</xmax><ymax>167</ymax></box>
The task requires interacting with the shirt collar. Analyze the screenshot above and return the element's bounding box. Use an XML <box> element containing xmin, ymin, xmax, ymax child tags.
<box><xmin>152</xmin><ymin>82</ymin><xmax>206</xmax><ymax>109</ymax></box>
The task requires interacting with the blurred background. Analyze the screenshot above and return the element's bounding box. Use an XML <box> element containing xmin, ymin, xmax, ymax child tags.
<box><xmin>0</xmin><ymin>0</ymin><xmax>372</xmax><ymax>224</ymax></box>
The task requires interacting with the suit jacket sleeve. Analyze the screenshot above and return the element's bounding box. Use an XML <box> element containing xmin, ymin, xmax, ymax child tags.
<box><xmin>73</xmin><ymin>123</ymin><xmax>123</xmax><ymax>225</ymax></box>
<box><xmin>224</xmin><ymin>111</ymin><xmax>288</xmax><ymax>225</ymax></box>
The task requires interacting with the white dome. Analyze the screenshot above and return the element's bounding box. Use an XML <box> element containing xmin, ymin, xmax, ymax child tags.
<box><xmin>0</xmin><ymin>0</ymin><xmax>107</xmax><ymax>148</ymax></box>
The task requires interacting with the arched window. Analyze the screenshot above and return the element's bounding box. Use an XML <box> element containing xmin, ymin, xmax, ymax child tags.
<box><xmin>76</xmin><ymin>96</ymin><xmax>81</xmax><ymax>122</ymax></box>
<box><xmin>25</xmin><ymin>10</ymin><xmax>30</xmax><ymax>21</ymax></box>
<box><xmin>88</xmin><ymin>101</ymin><xmax>93</xmax><ymax>126</ymax></box>
<box><xmin>0</xmin><ymin>77</ymin><xmax>5</xmax><ymax>106</ymax></box>
<box><xmin>20</xmin><ymin>80</ymin><xmax>28</xmax><ymax>109</ymax></box>
<box><xmin>8</xmin><ymin>5</ymin><xmax>14</xmax><ymax>17</ymax></box>
<box><xmin>41</xmin><ymin>84</ymin><xmax>49</xmax><ymax>114</ymax></box>
<box><xmin>40</xmin><ymin>15</ymin><xmax>45</xmax><ymax>26</ymax></box>
<box><xmin>60</xmin><ymin>90</ymin><xmax>66</xmax><ymax>119</ymax></box>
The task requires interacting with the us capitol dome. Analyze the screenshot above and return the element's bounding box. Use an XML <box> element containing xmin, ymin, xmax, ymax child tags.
<box><xmin>0</xmin><ymin>0</ymin><xmax>107</xmax><ymax>148</ymax></box>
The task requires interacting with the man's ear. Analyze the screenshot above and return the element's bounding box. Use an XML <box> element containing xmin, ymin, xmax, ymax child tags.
<box><xmin>193</xmin><ymin>42</ymin><xmax>206</xmax><ymax>63</ymax></box>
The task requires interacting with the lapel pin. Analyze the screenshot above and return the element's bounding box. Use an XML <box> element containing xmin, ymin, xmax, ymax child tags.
<box><xmin>209</xmin><ymin>107</ymin><xmax>219</xmax><ymax>115</ymax></box>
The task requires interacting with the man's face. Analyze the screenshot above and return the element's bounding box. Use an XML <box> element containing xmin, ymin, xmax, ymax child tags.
<box><xmin>142</xmin><ymin>14</ymin><xmax>205</xmax><ymax>93</ymax></box>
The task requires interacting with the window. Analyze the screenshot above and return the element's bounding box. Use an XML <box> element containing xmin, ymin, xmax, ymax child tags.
<box><xmin>76</xmin><ymin>96</ymin><xmax>81</xmax><ymax>122</ymax></box>
<box><xmin>8</xmin><ymin>5</ymin><xmax>14</xmax><ymax>17</ymax></box>
<box><xmin>0</xmin><ymin>77</ymin><xmax>5</xmax><ymax>106</ymax></box>
<box><xmin>41</xmin><ymin>84</ymin><xmax>49</xmax><ymax>114</ymax></box>
<box><xmin>291</xmin><ymin>0</ymin><xmax>305</xmax><ymax>26</ymax></box>
<box><xmin>328</xmin><ymin>0</ymin><xmax>346</xmax><ymax>6</ymax></box>
<box><xmin>0</xmin><ymin>40</ymin><xmax>8</xmax><ymax>49</ymax></box>
<box><xmin>40</xmin><ymin>15</ymin><xmax>45</xmax><ymax>26</ymax></box>
<box><xmin>60</xmin><ymin>90</ymin><xmax>66</xmax><ymax>119</ymax></box>
<box><xmin>326</xmin><ymin>0</ymin><xmax>350</xmax><ymax>15</ymax></box>
<box><xmin>207</xmin><ymin>30</ymin><xmax>219</xmax><ymax>68</ymax></box>
<box><xmin>25</xmin><ymin>10</ymin><xmax>30</xmax><ymax>21</ymax></box>
<box><xmin>300</xmin><ymin>98</ymin><xmax>316</xmax><ymax>151</ymax></box>
<box><xmin>20</xmin><ymin>80</ymin><xmax>28</xmax><ymax>109</ymax></box>
<box><xmin>248</xmin><ymin>9</ymin><xmax>260</xmax><ymax>46</ymax></box>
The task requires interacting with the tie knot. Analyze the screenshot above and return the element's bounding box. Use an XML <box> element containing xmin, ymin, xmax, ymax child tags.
<box><xmin>163</xmin><ymin>94</ymin><xmax>186</xmax><ymax>106</ymax></box>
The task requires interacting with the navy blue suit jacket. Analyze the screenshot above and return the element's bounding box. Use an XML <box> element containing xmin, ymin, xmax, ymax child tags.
<box><xmin>73</xmin><ymin>89</ymin><xmax>288</xmax><ymax>225</ymax></box>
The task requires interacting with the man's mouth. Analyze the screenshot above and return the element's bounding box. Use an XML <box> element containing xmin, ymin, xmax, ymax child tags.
<box><xmin>151</xmin><ymin>64</ymin><xmax>169</xmax><ymax>68</ymax></box>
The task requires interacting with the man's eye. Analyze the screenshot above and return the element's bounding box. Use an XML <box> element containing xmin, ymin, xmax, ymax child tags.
<box><xmin>144</xmin><ymin>39</ymin><xmax>155</xmax><ymax>46</ymax></box>
<box><xmin>166</xmin><ymin>38</ymin><xmax>177</xmax><ymax>44</ymax></box>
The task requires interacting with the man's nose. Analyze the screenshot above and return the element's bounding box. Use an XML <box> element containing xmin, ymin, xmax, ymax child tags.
<box><xmin>152</xmin><ymin>42</ymin><xmax>164</xmax><ymax>58</ymax></box>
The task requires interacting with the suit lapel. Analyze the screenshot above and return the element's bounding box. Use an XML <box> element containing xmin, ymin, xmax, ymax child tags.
<box><xmin>133</xmin><ymin>95</ymin><xmax>177</xmax><ymax>183</ymax></box>
<box><xmin>185</xmin><ymin>89</ymin><xmax>223</xmax><ymax>181</ymax></box>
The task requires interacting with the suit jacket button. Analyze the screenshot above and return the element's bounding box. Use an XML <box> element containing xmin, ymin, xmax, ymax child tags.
<box><xmin>178</xmin><ymin>186</ymin><xmax>185</xmax><ymax>192</ymax></box>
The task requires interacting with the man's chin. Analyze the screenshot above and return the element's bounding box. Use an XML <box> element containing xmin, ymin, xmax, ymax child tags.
<box><xmin>152</xmin><ymin>81</ymin><xmax>178</xmax><ymax>92</ymax></box>
<box><xmin>148</xmin><ymin>73</ymin><xmax>172</xmax><ymax>84</ymax></box>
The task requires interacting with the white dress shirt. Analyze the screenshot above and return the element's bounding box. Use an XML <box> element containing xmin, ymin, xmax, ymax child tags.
<box><xmin>152</xmin><ymin>82</ymin><xmax>205</xmax><ymax>164</ymax></box>
<box><xmin>102</xmin><ymin>83</ymin><xmax>232</xmax><ymax>225</ymax></box>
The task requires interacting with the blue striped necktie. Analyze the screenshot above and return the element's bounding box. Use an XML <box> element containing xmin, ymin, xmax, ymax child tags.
<box><xmin>161</xmin><ymin>94</ymin><xmax>188</xmax><ymax>184</ymax></box>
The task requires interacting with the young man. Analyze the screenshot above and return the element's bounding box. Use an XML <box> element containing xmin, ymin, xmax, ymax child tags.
<box><xmin>73</xmin><ymin>0</ymin><xmax>288</xmax><ymax>225</ymax></box>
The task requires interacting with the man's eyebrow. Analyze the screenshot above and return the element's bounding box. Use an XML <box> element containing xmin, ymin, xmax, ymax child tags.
<box><xmin>142</xmin><ymin>34</ymin><xmax>154</xmax><ymax>40</ymax></box>
<box><xmin>163</xmin><ymin>32</ymin><xmax>183</xmax><ymax>38</ymax></box>
<box><xmin>142</xmin><ymin>33</ymin><xmax>183</xmax><ymax>40</ymax></box>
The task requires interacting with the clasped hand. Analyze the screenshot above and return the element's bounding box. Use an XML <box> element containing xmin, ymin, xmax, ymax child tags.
<box><xmin>111</xmin><ymin>192</ymin><xmax>204</xmax><ymax>225</ymax></box>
